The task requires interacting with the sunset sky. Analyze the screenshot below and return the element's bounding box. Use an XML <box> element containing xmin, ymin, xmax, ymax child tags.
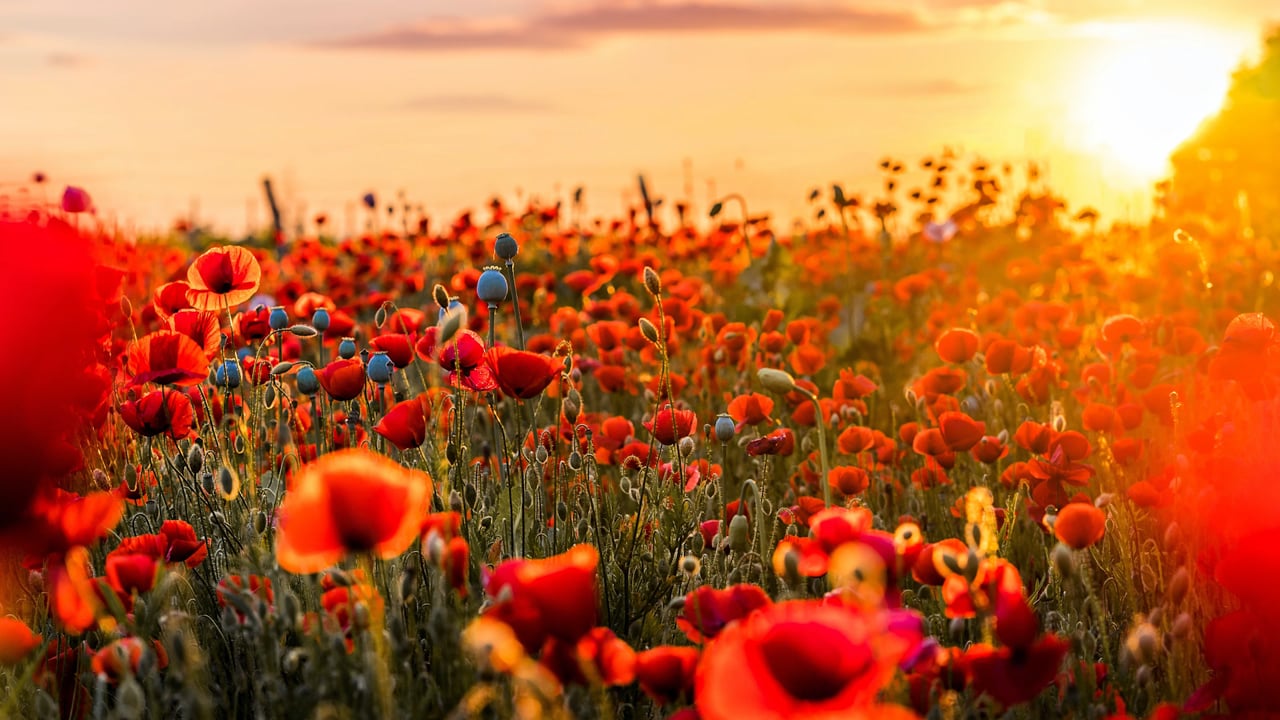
<box><xmin>0</xmin><ymin>0</ymin><xmax>1275</xmax><ymax>235</ymax></box>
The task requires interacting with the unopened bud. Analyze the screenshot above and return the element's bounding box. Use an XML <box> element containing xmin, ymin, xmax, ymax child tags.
<box><xmin>1168</xmin><ymin>567</ymin><xmax>1190</xmax><ymax>605</ymax></box>
<box><xmin>643</xmin><ymin>266</ymin><xmax>662</xmax><ymax>296</ymax></box>
<box><xmin>1052</xmin><ymin>542</ymin><xmax>1075</xmax><ymax>579</ymax></box>
<box><xmin>638</xmin><ymin>317</ymin><xmax>660</xmax><ymax>344</ymax></box>
<box><xmin>728</xmin><ymin>514</ymin><xmax>750</xmax><ymax>553</ymax></box>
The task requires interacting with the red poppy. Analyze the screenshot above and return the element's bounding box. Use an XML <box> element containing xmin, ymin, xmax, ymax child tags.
<box><xmin>90</xmin><ymin>636</ymin><xmax>168</xmax><ymax>684</ymax></box>
<box><xmin>125</xmin><ymin>331</ymin><xmax>211</xmax><ymax>387</ymax></box>
<box><xmin>746</xmin><ymin>428</ymin><xmax>796</xmax><ymax>456</ymax></box>
<box><xmin>678</xmin><ymin>583</ymin><xmax>771</xmax><ymax>643</ymax></box>
<box><xmin>837</xmin><ymin>426</ymin><xmax>877</xmax><ymax>454</ymax></box>
<box><xmin>728</xmin><ymin>392</ymin><xmax>775</xmax><ymax>427</ymax></box>
<box><xmin>152</xmin><ymin>281</ymin><xmax>193</xmax><ymax>320</ymax></box>
<box><xmin>118</xmin><ymin>389</ymin><xmax>195</xmax><ymax>439</ymax></box>
<box><xmin>829</xmin><ymin>466</ymin><xmax>870</xmax><ymax>496</ymax></box>
<box><xmin>636</xmin><ymin>646</ymin><xmax>699</xmax><ymax>704</ymax></box>
<box><xmin>186</xmin><ymin>245</ymin><xmax>262</xmax><ymax>310</ymax></box>
<box><xmin>487</xmin><ymin>346</ymin><xmax>560</xmax><ymax>399</ymax></box>
<box><xmin>1053</xmin><ymin>502</ymin><xmax>1106</xmax><ymax>550</ymax></box>
<box><xmin>959</xmin><ymin>634</ymin><xmax>1070</xmax><ymax>707</ymax></box>
<box><xmin>105</xmin><ymin>550</ymin><xmax>159</xmax><ymax>597</ymax></box>
<box><xmin>0</xmin><ymin>617</ymin><xmax>42</xmax><ymax>665</ymax></box>
<box><xmin>275</xmin><ymin>449</ymin><xmax>433</xmax><ymax>574</ymax></box>
<box><xmin>484</xmin><ymin>544</ymin><xmax>599</xmax><ymax>652</ymax></box>
<box><xmin>540</xmin><ymin>626</ymin><xmax>636</xmax><ymax>687</ymax></box>
<box><xmin>695</xmin><ymin>600</ymin><xmax>920</xmax><ymax>720</ymax></box>
<box><xmin>159</xmin><ymin>520</ymin><xmax>208</xmax><ymax>567</ymax></box>
<box><xmin>437</xmin><ymin>329</ymin><xmax>498</xmax><ymax>392</ymax></box>
<box><xmin>374</xmin><ymin>394</ymin><xmax>431</xmax><ymax>450</ymax></box>
<box><xmin>167</xmin><ymin>309</ymin><xmax>223</xmax><ymax>359</ymax></box>
<box><xmin>937</xmin><ymin>411</ymin><xmax>985</xmax><ymax>452</ymax></box>
<box><xmin>935</xmin><ymin>328</ymin><xmax>980</xmax><ymax>364</ymax></box>
<box><xmin>645</xmin><ymin>404</ymin><xmax>697</xmax><ymax>445</ymax></box>
<box><xmin>369</xmin><ymin>333</ymin><xmax>415</xmax><ymax>369</ymax></box>
<box><xmin>316</xmin><ymin>358</ymin><xmax>367</xmax><ymax>401</ymax></box>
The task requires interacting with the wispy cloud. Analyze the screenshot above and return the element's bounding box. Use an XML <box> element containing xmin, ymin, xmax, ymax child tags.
<box><xmin>399</xmin><ymin>92</ymin><xmax>557</xmax><ymax>113</ymax></box>
<box><xmin>315</xmin><ymin>2</ymin><xmax>930</xmax><ymax>52</ymax></box>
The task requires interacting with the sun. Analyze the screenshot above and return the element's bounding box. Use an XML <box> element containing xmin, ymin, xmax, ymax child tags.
<box><xmin>1066</xmin><ymin>22</ymin><xmax>1247</xmax><ymax>183</ymax></box>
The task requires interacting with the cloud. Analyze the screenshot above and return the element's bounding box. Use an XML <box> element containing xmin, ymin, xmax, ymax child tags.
<box><xmin>315</xmin><ymin>2</ymin><xmax>930</xmax><ymax>52</ymax></box>
<box><xmin>46</xmin><ymin>51</ymin><xmax>88</xmax><ymax>67</ymax></box>
<box><xmin>399</xmin><ymin>93</ymin><xmax>557</xmax><ymax>113</ymax></box>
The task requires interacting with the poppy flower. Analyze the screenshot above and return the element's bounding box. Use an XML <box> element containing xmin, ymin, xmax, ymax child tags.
<box><xmin>125</xmin><ymin>331</ymin><xmax>211</xmax><ymax>387</ymax></box>
<box><xmin>105</xmin><ymin>551</ymin><xmax>159</xmax><ymax>597</ymax></box>
<box><xmin>90</xmin><ymin>636</ymin><xmax>168</xmax><ymax>684</ymax></box>
<box><xmin>935</xmin><ymin>328</ymin><xmax>980</xmax><ymax>364</ymax></box>
<box><xmin>837</xmin><ymin>426</ymin><xmax>877</xmax><ymax>454</ymax></box>
<box><xmin>0</xmin><ymin>617</ymin><xmax>42</xmax><ymax>665</ymax></box>
<box><xmin>369</xmin><ymin>334</ymin><xmax>416</xmax><ymax>369</ymax></box>
<box><xmin>487</xmin><ymin>346</ymin><xmax>560</xmax><ymax>399</ymax></box>
<box><xmin>645</xmin><ymin>404</ymin><xmax>697</xmax><ymax>445</ymax></box>
<box><xmin>1053</xmin><ymin>502</ymin><xmax>1106</xmax><ymax>549</ymax></box>
<box><xmin>275</xmin><ymin>449</ymin><xmax>433</xmax><ymax>574</ymax></box>
<box><xmin>746</xmin><ymin>428</ymin><xmax>795</xmax><ymax>456</ymax></box>
<box><xmin>636</xmin><ymin>646</ymin><xmax>699</xmax><ymax>704</ymax></box>
<box><xmin>159</xmin><ymin>520</ymin><xmax>208</xmax><ymax>567</ymax></box>
<box><xmin>484</xmin><ymin>544</ymin><xmax>599</xmax><ymax>652</ymax></box>
<box><xmin>678</xmin><ymin>583</ymin><xmax>771</xmax><ymax>643</ymax></box>
<box><xmin>152</xmin><ymin>281</ymin><xmax>193</xmax><ymax>320</ymax></box>
<box><xmin>167</xmin><ymin>309</ymin><xmax>223</xmax><ymax>359</ymax></box>
<box><xmin>728</xmin><ymin>393</ymin><xmax>775</xmax><ymax>427</ymax></box>
<box><xmin>119</xmin><ymin>389</ymin><xmax>195</xmax><ymax>439</ymax></box>
<box><xmin>186</xmin><ymin>245</ymin><xmax>262</xmax><ymax>310</ymax></box>
<box><xmin>540</xmin><ymin>626</ymin><xmax>636</xmax><ymax>687</ymax></box>
<box><xmin>960</xmin><ymin>634</ymin><xmax>1070</xmax><ymax>707</ymax></box>
<box><xmin>937</xmin><ymin>411</ymin><xmax>985</xmax><ymax>452</ymax></box>
<box><xmin>374</xmin><ymin>394</ymin><xmax>431</xmax><ymax>450</ymax></box>
<box><xmin>437</xmin><ymin>330</ymin><xmax>498</xmax><ymax>392</ymax></box>
<box><xmin>316</xmin><ymin>358</ymin><xmax>367</xmax><ymax>401</ymax></box>
<box><xmin>829</xmin><ymin>466</ymin><xmax>870</xmax><ymax>496</ymax></box>
<box><xmin>695</xmin><ymin>600</ymin><xmax>920</xmax><ymax>720</ymax></box>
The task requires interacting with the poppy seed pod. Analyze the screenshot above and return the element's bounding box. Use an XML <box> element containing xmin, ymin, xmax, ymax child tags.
<box><xmin>311</xmin><ymin>308</ymin><xmax>331</xmax><ymax>332</ymax></box>
<box><xmin>296</xmin><ymin>366</ymin><xmax>320</xmax><ymax>395</ymax></box>
<box><xmin>216</xmin><ymin>360</ymin><xmax>243</xmax><ymax>388</ymax></box>
<box><xmin>268</xmin><ymin>306</ymin><xmax>288</xmax><ymax>331</ymax></box>
<box><xmin>476</xmin><ymin>267</ymin><xmax>508</xmax><ymax>305</ymax></box>
<box><xmin>338</xmin><ymin>337</ymin><xmax>357</xmax><ymax>360</ymax></box>
<box><xmin>367</xmin><ymin>352</ymin><xmax>394</xmax><ymax>384</ymax></box>
<box><xmin>495</xmin><ymin>232</ymin><xmax>519</xmax><ymax>261</ymax></box>
<box><xmin>714</xmin><ymin>413</ymin><xmax>736</xmax><ymax>444</ymax></box>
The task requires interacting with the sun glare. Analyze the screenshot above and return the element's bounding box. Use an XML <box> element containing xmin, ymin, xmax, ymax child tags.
<box><xmin>1067</xmin><ymin>22</ymin><xmax>1246</xmax><ymax>182</ymax></box>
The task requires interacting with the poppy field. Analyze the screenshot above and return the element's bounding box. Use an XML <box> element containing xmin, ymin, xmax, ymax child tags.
<box><xmin>1</xmin><ymin>166</ymin><xmax>1278</xmax><ymax>720</ymax></box>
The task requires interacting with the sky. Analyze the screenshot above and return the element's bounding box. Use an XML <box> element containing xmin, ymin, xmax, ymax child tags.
<box><xmin>0</xmin><ymin>0</ymin><xmax>1275</xmax><ymax>235</ymax></box>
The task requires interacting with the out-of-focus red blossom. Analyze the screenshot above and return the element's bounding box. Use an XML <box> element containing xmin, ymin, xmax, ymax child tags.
<box><xmin>1053</xmin><ymin>502</ymin><xmax>1106</xmax><ymax>549</ymax></box>
<box><xmin>540</xmin><ymin>626</ymin><xmax>636</xmax><ymax>687</ymax></box>
<box><xmin>125</xmin><ymin>331</ymin><xmax>210</xmax><ymax>387</ymax></box>
<box><xmin>0</xmin><ymin>617</ymin><xmax>42</xmax><ymax>665</ymax></box>
<box><xmin>728</xmin><ymin>392</ymin><xmax>774</xmax><ymax>427</ymax></box>
<box><xmin>695</xmin><ymin>600</ymin><xmax>921</xmax><ymax>720</ymax></box>
<box><xmin>677</xmin><ymin>583</ymin><xmax>771</xmax><ymax>643</ymax></box>
<box><xmin>369</xmin><ymin>333</ymin><xmax>415</xmax><ymax>368</ymax></box>
<box><xmin>645</xmin><ymin>404</ymin><xmax>697</xmax><ymax>445</ymax></box>
<box><xmin>636</xmin><ymin>646</ymin><xmax>699</xmax><ymax>704</ymax></box>
<box><xmin>185</xmin><ymin>245</ymin><xmax>261</xmax><ymax>310</ymax></box>
<box><xmin>275</xmin><ymin>449</ymin><xmax>433</xmax><ymax>573</ymax></box>
<box><xmin>484</xmin><ymin>544</ymin><xmax>599</xmax><ymax>652</ymax></box>
<box><xmin>487</xmin><ymin>346</ymin><xmax>560</xmax><ymax>398</ymax></box>
<box><xmin>957</xmin><ymin>634</ymin><xmax>1071</xmax><ymax>707</ymax></box>
<box><xmin>374</xmin><ymin>394</ymin><xmax>431</xmax><ymax>450</ymax></box>
<box><xmin>90</xmin><ymin>636</ymin><xmax>168</xmax><ymax>684</ymax></box>
<box><xmin>935</xmin><ymin>328</ymin><xmax>980</xmax><ymax>364</ymax></box>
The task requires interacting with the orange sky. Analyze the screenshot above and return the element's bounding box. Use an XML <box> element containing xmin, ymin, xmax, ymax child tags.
<box><xmin>0</xmin><ymin>1</ymin><xmax>1274</xmax><ymax>235</ymax></box>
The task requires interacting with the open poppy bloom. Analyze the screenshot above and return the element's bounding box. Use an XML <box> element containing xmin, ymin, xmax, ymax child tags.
<box><xmin>678</xmin><ymin>583</ymin><xmax>771</xmax><ymax>643</ymax></box>
<box><xmin>635</xmin><ymin>645</ymin><xmax>699</xmax><ymax>704</ymax></box>
<box><xmin>695</xmin><ymin>600</ymin><xmax>920</xmax><ymax>720</ymax></box>
<box><xmin>374</xmin><ymin>394</ymin><xmax>431</xmax><ymax>450</ymax></box>
<box><xmin>935</xmin><ymin>328</ymin><xmax>980</xmax><ymax>364</ymax></box>
<box><xmin>316</xmin><ymin>358</ymin><xmax>367</xmax><ymax>401</ymax></box>
<box><xmin>436</xmin><ymin>329</ymin><xmax>498</xmax><ymax>392</ymax></box>
<box><xmin>119</xmin><ymin>389</ymin><xmax>194</xmax><ymax>439</ymax></box>
<box><xmin>645</xmin><ymin>404</ymin><xmax>696</xmax><ymax>445</ymax></box>
<box><xmin>484</xmin><ymin>544</ymin><xmax>599</xmax><ymax>653</ymax></box>
<box><xmin>728</xmin><ymin>392</ymin><xmax>775</xmax><ymax>428</ymax></box>
<box><xmin>487</xmin><ymin>346</ymin><xmax>560</xmax><ymax>399</ymax></box>
<box><xmin>275</xmin><ymin>449</ymin><xmax>433</xmax><ymax>574</ymax></box>
<box><xmin>125</xmin><ymin>331</ymin><xmax>211</xmax><ymax>388</ymax></box>
<box><xmin>185</xmin><ymin>245</ymin><xmax>262</xmax><ymax>310</ymax></box>
<box><xmin>1053</xmin><ymin>502</ymin><xmax>1106</xmax><ymax>550</ymax></box>
<box><xmin>958</xmin><ymin>634</ymin><xmax>1070</xmax><ymax>707</ymax></box>
<box><xmin>540</xmin><ymin>626</ymin><xmax>636</xmax><ymax>687</ymax></box>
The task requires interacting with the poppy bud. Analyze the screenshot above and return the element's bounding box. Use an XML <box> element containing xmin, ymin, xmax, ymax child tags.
<box><xmin>338</xmin><ymin>337</ymin><xmax>357</xmax><ymax>360</ymax></box>
<box><xmin>1172</xmin><ymin>612</ymin><xmax>1193</xmax><ymax>639</ymax></box>
<box><xmin>311</xmin><ymin>308</ymin><xmax>330</xmax><ymax>332</ymax></box>
<box><xmin>678</xmin><ymin>436</ymin><xmax>695</xmax><ymax>458</ymax></box>
<box><xmin>433</xmin><ymin>284</ymin><xmax>451</xmax><ymax>309</ymax></box>
<box><xmin>476</xmin><ymin>266</ymin><xmax>508</xmax><ymax>305</ymax></box>
<box><xmin>187</xmin><ymin>445</ymin><xmax>204</xmax><ymax>473</ymax></box>
<box><xmin>1051</xmin><ymin>542</ymin><xmax>1075</xmax><ymax>579</ymax></box>
<box><xmin>680</xmin><ymin>555</ymin><xmax>701</xmax><ymax>576</ymax></box>
<box><xmin>757</xmin><ymin>368</ymin><xmax>798</xmax><ymax>394</ymax></box>
<box><xmin>1163</xmin><ymin>522</ymin><xmax>1181</xmax><ymax>549</ymax></box>
<box><xmin>367</xmin><ymin>352</ymin><xmax>394</xmax><ymax>384</ymax></box>
<box><xmin>494</xmin><ymin>232</ymin><xmax>519</xmax><ymax>261</ymax></box>
<box><xmin>1168</xmin><ymin>567</ymin><xmax>1189</xmax><ymax>605</ymax></box>
<box><xmin>449</xmin><ymin>490</ymin><xmax>463</xmax><ymax>513</ymax></box>
<box><xmin>269</xmin><ymin>306</ymin><xmax>289</xmax><ymax>331</ymax></box>
<box><xmin>714</xmin><ymin>413</ymin><xmax>736</xmax><ymax>443</ymax></box>
<box><xmin>728</xmin><ymin>514</ymin><xmax>750</xmax><ymax>553</ymax></box>
<box><xmin>438</xmin><ymin>306</ymin><xmax>466</xmax><ymax>346</ymax></box>
<box><xmin>61</xmin><ymin>185</ymin><xmax>92</xmax><ymax>213</ymax></box>
<box><xmin>638</xmin><ymin>317</ymin><xmax>660</xmax><ymax>344</ymax></box>
<box><xmin>643</xmin><ymin>266</ymin><xmax>662</xmax><ymax>296</ymax></box>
